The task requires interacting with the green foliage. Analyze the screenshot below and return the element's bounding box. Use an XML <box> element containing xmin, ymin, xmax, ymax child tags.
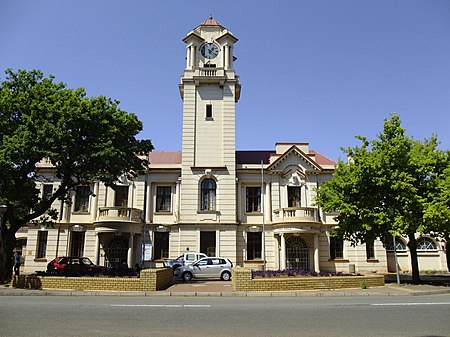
<box><xmin>0</xmin><ymin>69</ymin><xmax>153</xmax><ymax>282</ymax></box>
<box><xmin>315</xmin><ymin>113</ymin><xmax>450</xmax><ymax>282</ymax></box>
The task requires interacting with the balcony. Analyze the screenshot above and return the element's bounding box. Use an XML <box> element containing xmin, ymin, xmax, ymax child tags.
<box><xmin>273</xmin><ymin>207</ymin><xmax>320</xmax><ymax>224</ymax></box>
<box><xmin>95</xmin><ymin>207</ymin><xmax>143</xmax><ymax>224</ymax></box>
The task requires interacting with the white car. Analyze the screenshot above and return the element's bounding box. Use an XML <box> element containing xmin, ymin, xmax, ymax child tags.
<box><xmin>175</xmin><ymin>257</ymin><xmax>233</xmax><ymax>282</ymax></box>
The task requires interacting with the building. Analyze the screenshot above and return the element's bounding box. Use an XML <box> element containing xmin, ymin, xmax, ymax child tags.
<box><xmin>21</xmin><ymin>18</ymin><xmax>449</xmax><ymax>275</ymax></box>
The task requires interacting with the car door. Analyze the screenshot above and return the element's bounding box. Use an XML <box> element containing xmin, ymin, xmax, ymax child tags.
<box><xmin>192</xmin><ymin>258</ymin><xmax>211</xmax><ymax>278</ymax></box>
<box><xmin>208</xmin><ymin>258</ymin><xmax>226</xmax><ymax>278</ymax></box>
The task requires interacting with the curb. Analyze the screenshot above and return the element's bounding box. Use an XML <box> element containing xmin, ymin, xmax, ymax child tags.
<box><xmin>2</xmin><ymin>286</ymin><xmax>450</xmax><ymax>297</ymax></box>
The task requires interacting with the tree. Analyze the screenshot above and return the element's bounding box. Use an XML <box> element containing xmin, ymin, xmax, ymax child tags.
<box><xmin>315</xmin><ymin>113</ymin><xmax>450</xmax><ymax>283</ymax></box>
<box><xmin>0</xmin><ymin>69</ymin><xmax>154</xmax><ymax>283</ymax></box>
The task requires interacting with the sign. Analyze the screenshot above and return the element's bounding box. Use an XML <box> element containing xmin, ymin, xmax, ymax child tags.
<box><xmin>144</xmin><ymin>244</ymin><xmax>152</xmax><ymax>261</ymax></box>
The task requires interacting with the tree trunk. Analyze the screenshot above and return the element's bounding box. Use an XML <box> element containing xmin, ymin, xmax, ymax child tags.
<box><xmin>0</xmin><ymin>226</ymin><xmax>15</xmax><ymax>284</ymax></box>
<box><xmin>407</xmin><ymin>233</ymin><xmax>421</xmax><ymax>284</ymax></box>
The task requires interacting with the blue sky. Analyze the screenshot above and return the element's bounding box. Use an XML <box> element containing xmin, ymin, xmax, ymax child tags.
<box><xmin>1</xmin><ymin>1</ymin><xmax>449</xmax><ymax>161</ymax></box>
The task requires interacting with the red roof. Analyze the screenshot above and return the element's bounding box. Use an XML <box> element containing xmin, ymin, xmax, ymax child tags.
<box><xmin>200</xmin><ymin>17</ymin><xmax>222</xmax><ymax>27</ymax></box>
<box><xmin>308</xmin><ymin>150</ymin><xmax>336</xmax><ymax>166</ymax></box>
<box><xmin>148</xmin><ymin>151</ymin><xmax>181</xmax><ymax>165</ymax></box>
<box><xmin>236</xmin><ymin>151</ymin><xmax>272</xmax><ymax>165</ymax></box>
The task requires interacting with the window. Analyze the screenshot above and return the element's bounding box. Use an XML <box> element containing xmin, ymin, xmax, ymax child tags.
<box><xmin>70</xmin><ymin>231</ymin><xmax>85</xmax><ymax>257</ymax></box>
<box><xmin>43</xmin><ymin>184</ymin><xmax>53</xmax><ymax>201</ymax></box>
<box><xmin>206</xmin><ymin>104</ymin><xmax>213</xmax><ymax>119</ymax></box>
<box><xmin>114</xmin><ymin>186</ymin><xmax>129</xmax><ymax>207</ymax></box>
<box><xmin>156</xmin><ymin>186</ymin><xmax>171</xmax><ymax>212</ymax></box>
<box><xmin>247</xmin><ymin>232</ymin><xmax>262</xmax><ymax>260</ymax></box>
<box><xmin>417</xmin><ymin>237</ymin><xmax>437</xmax><ymax>251</ymax></box>
<box><xmin>288</xmin><ymin>186</ymin><xmax>301</xmax><ymax>207</ymax></box>
<box><xmin>154</xmin><ymin>232</ymin><xmax>169</xmax><ymax>260</ymax></box>
<box><xmin>36</xmin><ymin>231</ymin><xmax>48</xmax><ymax>258</ymax></box>
<box><xmin>330</xmin><ymin>236</ymin><xmax>344</xmax><ymax>259</ymax></box>
<box><xmin>366</xmin><ymin>240</ymin><xmax>375</xmax><ymax>259</ymax></box>
<box><xmin>74</xmin><ymin>186</ymin><xmax>90</xmax><ymax>212</ymax></box>
<box><xmin>246</xmin><ymin>187</ymin><xmax>261</xmax><ymax>213</ymax></box>
<box><xmin>201</xmin><ymin>179</ymin><xmax>216</xmax><ymax>211</ymax></box>
<box><xmin>386</xmin><ymin>237</ymin><xmax>407</xmax><ymax>252</ymax></box>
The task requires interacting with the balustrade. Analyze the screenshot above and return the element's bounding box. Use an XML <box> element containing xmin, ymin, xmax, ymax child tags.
<box><xmin>273</xmin><ymin>207</ymin><xmax>319</xmax><ymax>223</ymax></box>
<box><xmin>97</xmin><ymin>207</ymin><xmax>143</xmax><ymax>223</ymax></box>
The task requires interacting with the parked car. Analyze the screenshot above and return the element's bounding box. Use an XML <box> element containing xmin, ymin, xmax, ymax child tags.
<box><xmin>47</xmin><ymin>256</ymin><xmax>105</xmax><ymax>276</ymax></box>
<box><xmin>175</xmin><ymin>257</ymin><xmax>233</xmax><ymax>282</ymax></box>
<box><xmin>163</xmin><ymin>252</ymin><xmax>207</xmax><ymax>273</ymax></box>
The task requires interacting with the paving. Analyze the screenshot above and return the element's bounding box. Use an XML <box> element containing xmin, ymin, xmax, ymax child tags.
<box><xmin>1</xmin><ymin>275</ymin><xmax>450</xmax><ymax>297</ymax></box>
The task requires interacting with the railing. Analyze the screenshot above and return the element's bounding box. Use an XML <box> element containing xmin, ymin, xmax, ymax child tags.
<box><xmin>96</xmin><ymin>207</ymin><xmax>143</xmax><ymax>223</ymax></box>
<box><xmin>197</xmin><ymin>67</ymin><xmax>225</xmax><ymax>77</ymax></box>
<box><xmin>273</xmin><ymin>207</ymin><xmax>319</xmax><ymax>223</ymax></box>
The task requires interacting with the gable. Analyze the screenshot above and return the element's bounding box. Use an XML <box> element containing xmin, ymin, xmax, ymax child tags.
<box><xmin>267</xmin><ymin>145</ymin><xmax>322</xmax><ymax>176</ymax></box>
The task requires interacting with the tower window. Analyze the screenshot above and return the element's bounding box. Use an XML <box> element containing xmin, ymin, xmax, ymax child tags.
<box><xmin>206</xmin><ymin>104</ymin><xmax>213</xmax><ymax>119</ymax></box>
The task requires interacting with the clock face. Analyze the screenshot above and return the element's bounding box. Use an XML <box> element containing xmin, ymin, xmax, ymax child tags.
<box><xmin>200</xmin><ymin>43</ymin><xmax>219</xmax><ymax>59</ymax></box>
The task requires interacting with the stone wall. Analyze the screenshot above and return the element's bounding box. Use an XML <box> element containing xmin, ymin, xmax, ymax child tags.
<box><xmin>232</xmin><ymin>268</ymin><xmax>385</xmax><ymax>292</ymax></box>
<box><xmin>10</xmin><ymin>268</ymin><xmax>174</xmax><ymax>292</ymax></box>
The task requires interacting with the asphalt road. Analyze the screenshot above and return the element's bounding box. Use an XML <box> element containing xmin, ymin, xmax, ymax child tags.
<box><xmin>1</xmin><ymin>295</ymin><xmax>450</xmax><ymax>337</ymax></box>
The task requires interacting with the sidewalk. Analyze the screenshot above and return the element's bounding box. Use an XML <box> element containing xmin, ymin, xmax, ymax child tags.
<box><xmin>1</xmin><ymin>280</ymin><xmax>450</xmax><ymax>297</ymax></box>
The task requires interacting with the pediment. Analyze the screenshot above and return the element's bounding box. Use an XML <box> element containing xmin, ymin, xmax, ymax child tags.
<box><xmin>267</xmin><ymin>145</ymin><xmax>322</xmax><ymax>177</ymax></box>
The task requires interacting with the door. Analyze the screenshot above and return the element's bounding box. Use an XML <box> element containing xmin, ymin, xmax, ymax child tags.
<box><xmin>285</xmin><ymin>236</ymin><xmax>309</xmax><ymax>270</ymax></box>
<box><xmin>105</xmin><ymin>236</ymin><xmax>128</xmax><ymax>268</ymax></box>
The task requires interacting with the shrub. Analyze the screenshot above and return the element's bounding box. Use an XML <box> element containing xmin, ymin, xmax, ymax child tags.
<box><xmin>252</xmin><ymin>269</ymin><xmax>362</xmax><ymax>279</ymax></box>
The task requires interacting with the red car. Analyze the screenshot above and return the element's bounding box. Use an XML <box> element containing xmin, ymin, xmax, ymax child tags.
<box><xmin>47</xmin><ymin>256</ymin><xmax>105</xmax><ymax>276</ymax></box>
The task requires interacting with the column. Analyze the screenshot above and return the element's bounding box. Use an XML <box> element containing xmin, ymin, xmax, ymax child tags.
<box><xmin>265</xmin><ymin>183</ymin><xmax>271</xmax><ymax>222</ymax></box>
<box><xmin>127</xmin><ymin>233</ymin><xmax>134</xmax><ymax>268</ymax></box>
<box><xmin>224</xmin><ymin>45</ymin><xmax>230</xmax><ymax>69</ymax></box>
<box><xmin>186</xmin><ymin>46</ymin><xmax>191</xmax><ymax>69</ymax></box>
<box><xmin>94</xmin><ymin>233</ymin><xmax>100</xmax><ymax>265</ymax></box>
<box><xmin>280</xmin><ymin>233</ymin><xmax>286</xmax><ymax>270</ymax></box>
<box><xmin>314</xmin><ymin>233</ymin><xmax>320</xmax><ymax>272</ymax></box>
<box><xmin>91</xmin><ymin>182</ymin><xmax>99</xmax><ymax>222</ymax></box>
<box><xmin>236</xmin><ymin>180</ymin><xmax>242</xmax><ymax>223</ymax></box>
<box><xmin>146</xmin><ymin>182</ymin><xmax>152</xmax><ymax>223</ymax></box>
<box><xmin>176</xmin><ymin>178</ymin><xmax>181</xmax><ymax>222</ymax></box>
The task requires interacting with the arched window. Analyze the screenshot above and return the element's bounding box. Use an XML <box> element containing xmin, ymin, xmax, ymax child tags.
<box><xmin>417</xmin><ymin>237</ymin><xmax>437</xmax><ymax>251</ymax></box>
<box><xmin>386</xmin><ymin>237</ymin><xmax>407</xmax><ymax>252</ymax></box>
<box><xmin>201</xmin><ymin>179</ymin><xmax>216</xmax><ymax>211</ymax></box>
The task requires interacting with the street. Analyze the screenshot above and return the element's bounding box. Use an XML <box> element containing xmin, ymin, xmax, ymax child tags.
<box><xmin>1</xmin><ymin>294</ymin><xmax>450</xmax><ymax>337</ymax></box>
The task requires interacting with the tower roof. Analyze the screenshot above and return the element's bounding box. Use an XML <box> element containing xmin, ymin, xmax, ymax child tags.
<box><xmin>200</xmin><ymin>16</ymin><xmax>223</xmax><ymax>27</ymax></box>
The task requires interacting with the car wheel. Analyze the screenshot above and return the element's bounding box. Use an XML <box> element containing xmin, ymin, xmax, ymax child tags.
<box><xmin>182</xmin><ymin>271</ymin><xmax>193</xmax><ymax>282</ymax></box>
<box><xmin>221</xmin><ymin>271</ymin><xmax>231</xmax><ymax>281</ymax></box>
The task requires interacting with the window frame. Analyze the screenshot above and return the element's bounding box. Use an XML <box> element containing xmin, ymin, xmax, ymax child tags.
<box><xmin>366</xmin><ymin>240</ymin><xmax>375</xmax><ymax>260</ymax></box>
<box><xmin>74</xmin><ymin>185</ymin><xmax>91</xmax><ymax>212</ymax></box>
<box><xmin>200</xmin><ymin>179</ymin><xmax>216</xmax><ymax>211</ymax></box>
<box><xmin>246</xmin><ymin>232</ymin><xmax>262</xmax><ymax>260</ymax></box>
<box><xmin>246</xmin><ymin>186</ymin><xmax>261</xmax><ymax>213</ymax></box>
<box><xmin>206</xmin><ymin>104</ymin><xmax>213</xmax><ymax>119</ymax></box>
<box><xmin>156</xmin><ymin>186</ymin><xmax>172</xmax><ymax>212</ymax></box>
<box><xmin>417</xmin><ymin>237</ymin><xmax>438</xmax><ymax>251</ymax></box>
<box><xmin>36</xmin><ymin>230</ymin><xmax>48</xmax><ymax>259</ymax></box>
<box><xmin>329</xmin><ymin>236</ymin><xmax>344</xmax><ymax>260</ymax></box>
<box><xmin>114</xmin><ymin>185</ymin><xmax>129</xmax><ymax>207</ymax></box>
<box><xmin>287</xmin><ymin>186</ymin><xmax>301</xmax><ymax>207</ymax></box>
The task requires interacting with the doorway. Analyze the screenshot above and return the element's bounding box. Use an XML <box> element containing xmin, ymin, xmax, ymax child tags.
<box><xmin>285</xmin><ymin>235</ymin><xmax>309</xmax><ymax>270</ymax></box>
<box><xmin>105</xmin><ymin>235</ymin><xmax>128</xmax><ymax>268</ymax></box>
<box><xmin>200</xmin><ymin>231</ymin><xmax>216</xmax><ymax>257</ymax></box>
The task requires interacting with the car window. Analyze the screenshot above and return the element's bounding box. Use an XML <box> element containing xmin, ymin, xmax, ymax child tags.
<box><xmin>186</xmin><ymin>254</ymin><xmax>195</xmax><ymax>260</ymax></box>
<box><xmin>81</xmin><ymin>257</ymin><xmax>93</xmax><ymax>265</ymax></box>
<box><xmin>197</xmin><ymin>259</ymin><xmax>209</xmax><ymax>266</ymax></box>
<box><xmin>211</xmin><ymin>259</ymin><xmax>225</xmax><ymax>265</ymax></box>
<box><xmin>71</xmin><ymin>258</ymin><xmax>80</xmax><ymax>265</ymax></box>
<box><xmin>58</xmin><ymin>258</ymin><xmax>69</xmax><ymax>264</ymax></box>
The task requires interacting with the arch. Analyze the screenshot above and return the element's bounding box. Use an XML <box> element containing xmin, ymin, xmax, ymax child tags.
<box><xmin>417</xmin><ymin>237</ymin><xmax>438</xmax><ymax>251</ymax></box>
<box><xmin>104</xmin><ymin>235</ymin><xmax>128</xmax><ymax>268</ymax></box>
<box><xmin>200</xmin><ymin>178</ymin><xmax>216</xmax><ymax>211</ymax></box>
<box><xmin>285</xmin><ymin>235</ymin><xmax>309</xmax><ymax>270</ymax></box>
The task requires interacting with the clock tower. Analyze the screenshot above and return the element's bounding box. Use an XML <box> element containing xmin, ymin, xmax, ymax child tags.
<box><xmin>179</xmin><ymin>17</ymin><xmax>240</xmax><ymax>224</ymax></box>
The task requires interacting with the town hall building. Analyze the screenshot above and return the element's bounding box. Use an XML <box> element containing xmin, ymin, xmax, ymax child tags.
<box><xmin>20</xmin><ymin>18</ymin><xmax>449</xmax><ymax>275</ymax></box>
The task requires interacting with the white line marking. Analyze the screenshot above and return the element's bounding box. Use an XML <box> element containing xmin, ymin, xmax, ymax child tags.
<box><xmin>110</xmin><ymin>304</ymin><xmax>211</xmax><ymax>308</ymax></box>
<box><xmin>372</xmin><ymin>302</ymin><xmax>450</xmax><ymax>306</ymax></box>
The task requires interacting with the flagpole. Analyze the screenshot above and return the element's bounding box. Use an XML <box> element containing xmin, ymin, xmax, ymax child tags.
<box><xmin>261</xmin><ymin>160</ymin><xmax>266</xmax><ymax>270</ymax></box>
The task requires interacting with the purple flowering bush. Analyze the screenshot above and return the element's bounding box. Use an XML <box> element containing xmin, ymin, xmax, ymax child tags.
<box><xmin>252</xmin><ymin>269</ymin><xmax>362</xmax><ymax>279</ymax></box>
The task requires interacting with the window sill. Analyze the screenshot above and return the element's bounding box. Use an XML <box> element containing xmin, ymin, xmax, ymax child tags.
<box><xmin>328</xmin><ymin>259</ymin><xmax>349</xmax><ymax>263</ymax></box>
<box><xmin>154</xmin><ymin>211</ymin><xmax>172</xmax><ymax>215</ymax></box>
<box><xmin>246</xmin><ymin>212</ymin><xmax>263</xmax><ymax>216</ymax></box>
<box><xmin>366</xmin><ymin>259</ymin><xmax>379</xmax><ymax>263</ymax></box>
<box><xmin>72</xmin><ymin>211</ymin><xmax>90</xmax><ymax>215</ymax></box>
<box><xmin>33</xmin><ymin>258</ymin><xmax>47</xmax><ymax>262</ymax></box>
<box><xmin>205</xmin><ymin>117</ymin><xmax>214</xmax><ymax>121</ymax></box>
<box><xmin>197</xmin><ymin>210</ymin><xmax>220</xmax><ymax>214</ymax></box>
